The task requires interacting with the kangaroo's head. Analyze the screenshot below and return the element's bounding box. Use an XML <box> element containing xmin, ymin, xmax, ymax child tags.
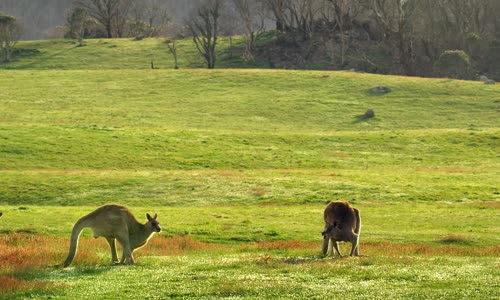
<box><xmin>146</xmin><ymin>213</ymin><xmax>161</xmax><ymax>232</ymax></box>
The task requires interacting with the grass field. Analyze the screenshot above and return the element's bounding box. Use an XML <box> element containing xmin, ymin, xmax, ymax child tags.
<box><xmin>0</xmin><ymin>38</ymin><xmax>499</xmax><ymax>299</ymax></box>
<box><xmin>1</xmin><ymin>37</ymin><xmax>265</xmax><ymax>70</ymax></box>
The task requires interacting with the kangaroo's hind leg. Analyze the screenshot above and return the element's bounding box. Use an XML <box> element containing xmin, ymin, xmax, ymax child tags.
<box><xmin>106</xmin><ymin>237</ymin><xmax>119</xmax><ymax>263</ymax></box>
<box><xmin>332</xmin><ymin>240</ymin><xmax>342</xmax><ymax>257</ymax></box>
<box><xmin>117</xmin><ymin>234</ymin><xmax>134</xmax><ymax>265</ymax></box>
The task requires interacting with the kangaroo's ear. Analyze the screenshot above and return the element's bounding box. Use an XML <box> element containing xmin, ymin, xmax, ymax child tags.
<box><xmin>147</xmin><ymin>213</ymin><xmax>152</xmax><ymax>221</ymax></box>
<box><xmin>154</xmin><ymin>213</ymin><xmax>157</xmax><ymax>220</ymax></box>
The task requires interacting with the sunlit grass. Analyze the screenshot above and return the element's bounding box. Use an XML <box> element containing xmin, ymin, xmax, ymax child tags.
<box><xmin>1</xmin><ymin>37</ymin><xmax>258</xmax><ymax>70</ymax></box>
<box><xmin>1</xmin><ymin>232</ymin><xmax>498</xmax><ymax>299</ymax></box>
<box><xmin>0</xmin><ymin>50</ymin><xmax>498</xmax><ymax>298</ymax></box>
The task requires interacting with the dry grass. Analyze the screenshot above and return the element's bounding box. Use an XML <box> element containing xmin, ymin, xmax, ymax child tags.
<box><xmin>0</xmin><ymin>234</ymin><xmax>224</xmax><ymax>294</ymax></box>
<box><xmin>0</xmin><ymin>275</ymin><xmax>50</xmax><ymax>295</ymax></box>
<box><xmin>143</xmin><ymin>236</ymin><xmax>226</xmax><ymax>256</ymax></box>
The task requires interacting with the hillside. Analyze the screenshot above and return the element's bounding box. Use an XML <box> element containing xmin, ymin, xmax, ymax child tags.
<box><xmin>1</xmin><ymin>37</ymin><xmax>268</xmax><ymax>70</ymax></box>
<box><xmin>0</xmin><ymin>68</ymin><xmax>498</xmax><ymax>206</ymax></box>
<box><xmin>0</xmin><ymin>39</ymin><xmax>499</xmax><ymax>299</ymax></box>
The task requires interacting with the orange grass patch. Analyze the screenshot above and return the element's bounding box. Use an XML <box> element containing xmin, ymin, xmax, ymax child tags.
<box><xmin>466</xmin><ymin>202</ymin><xmax>500</xmax><ymax>209</ymax></box>
<box><xmin>141</xmin><ymin>236</ymin><xmax>226</xmax><ymax>256</ymax></box>
<box><xmin>352</xmin><ymin>242</ymin><xmax>499</xmax><ymax>256</ymax></box>
<box><xmin>242</xmin><ymin>240</ymin><xmax>317</xmax><ymax>251</ymax></box>
<box><xmin>0</xmin><ymin>275</ymin><xmax>50</xmax><ymax>295</ymax></box>
<box><xmin>242</xmin><ymin>240</ymin><xmax>500</xmax><ymax>256</ymax></box>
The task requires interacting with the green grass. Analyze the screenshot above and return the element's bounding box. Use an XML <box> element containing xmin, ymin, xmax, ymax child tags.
<box><xmin>1</xmin><ymin>203</ymin><xmax>499</xmax><ymax>246</ymax></box>
<box><xmin>2</xmin><ymin>37</ymin><xmax>266</xmax><ymax>70</ymax></box>
<box><xmin>1</xmin><ymin>204</ymin><xmax>499</xmax><ymax>299</ymax></box>
<box><xmin>0</xmin><ymin>41</ymin><xmax>499</xmax><ymax>298</ymax></box>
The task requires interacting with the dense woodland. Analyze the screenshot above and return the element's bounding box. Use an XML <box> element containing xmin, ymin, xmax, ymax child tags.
<box><xmin>0</xmin><ymin>0</ymin><xmax>499</xmax><ymax>80</ymax></box>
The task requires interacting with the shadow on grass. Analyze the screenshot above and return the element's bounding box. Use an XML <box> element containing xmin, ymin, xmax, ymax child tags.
<box><xmin>353</xmin><ymin>114</ymin><xmax>374</xmax><ymax>124</ymax></box>
<box><xmin>436</xmin><ymin>234</ymin><xmax>475</xmax><ymax>246</ymax></box>
<box><xmin>4</xmin><ymin>46</ymin><xmax>76</xmax><ymax>70</ymax></box>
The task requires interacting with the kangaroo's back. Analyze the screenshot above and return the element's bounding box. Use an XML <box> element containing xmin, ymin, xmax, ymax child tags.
<box><xmin>89</xmin><ymin>204</ymin><xmax>139</xmax><ymax>233</ymax></box>
<box><xmin>324</xmin><ymin>201</ymin><xmax>357</xmax><ymax>230</ymax></box>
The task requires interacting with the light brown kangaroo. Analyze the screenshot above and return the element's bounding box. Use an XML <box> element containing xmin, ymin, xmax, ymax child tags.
<box><xmin>63</xmin><ymin>204</ymin><xmax>161</xmax><ymax>267</ymax></box>
<box><xmin>321</xmin><ymin>201</ymin><xmax>361</xmax><ymax>256</ymax></box>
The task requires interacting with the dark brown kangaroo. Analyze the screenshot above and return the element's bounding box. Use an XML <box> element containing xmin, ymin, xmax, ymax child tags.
<box><xmin>63</xmin><ymin>204</ymin><xmax>161</xmax><ymax>267</ymax></box>
<box><xmin>322</xmin><ymin>201</ymin><xmax>361</xmax><ymax>256</ymax></box>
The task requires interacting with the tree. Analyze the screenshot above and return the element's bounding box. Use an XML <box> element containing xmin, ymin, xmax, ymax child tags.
<box><xmin>66</xmin><ymin>7</ymin><xmax>88</xmax><ymax>46</ymax></box>
<box><xmin>130</xmin><ymin>0</ymin><xmax>170</xmax><ymax>38</ymax></box>
<box><xmin>371</xmin><ymin>0</ymin><xmax>419</xmax><ymax>76</ymax></box>
<box><xmin>187</xmin><ymin>0</ymin><xmax>223</xmax><ymax>69</ymax></box>
<box><xmin>232</xmin><ymin>0</ymin><xmax>265</xmax><ymax>61</ymax></box>
<box><xmin>165</xmin><ymin>39</ymin><xmax>179</xmax><ymax>69</ymax></box>
<box><xmin>324</xmin><ymin>0</ymin><xmax>361</xmax><ymax>66</ymax></box>
<box><xmin>76</xmin><ymin>0</ymin><xmax>131</xmax><ymax>38</ymax></box>
<box><xmin>0</xmin><ymin>12</ymin><xmax>22</xmax><ymax>63</ymax></box>
<box><xmin>260</xmin><ymin>0</ymin><xmax>289</xmax><ymax>31</ymax></box>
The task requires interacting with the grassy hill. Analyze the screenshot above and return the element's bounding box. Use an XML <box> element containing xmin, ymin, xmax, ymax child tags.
<box><xmin>0</xmin><ymin>69</ymin><xmax>498</xmax><ymax>207</ymax></box>
<box><xmin>1</xmin><ymin>37</ymin><xmax>268</xmax><ymax>70</ymax></box>
<box><xmin>0</xmin><ymin>38</ymin><xmax>499</xmax><ymax>299</ymax></box>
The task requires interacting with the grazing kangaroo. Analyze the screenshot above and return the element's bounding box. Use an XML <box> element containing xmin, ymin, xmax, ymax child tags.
<box><xmin>322</xmin><ymin>201</ymin><xmax>361</xmax><ymax>256</ymax></box>
<box><xmin>63</xmin><ymin>204</ymin><xmax>161</xmax><ymax>267</ymax></box>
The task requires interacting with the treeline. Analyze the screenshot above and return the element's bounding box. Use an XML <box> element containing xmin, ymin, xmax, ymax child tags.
<box><xmin>255</xmin><ymin>0</ymin><xmax>500</xmax><ymax>80</ymax></box>
<box><xmin>1</xmin><ymin>0</ymin><xmax>499</xmax><ymax>80</ymax></box>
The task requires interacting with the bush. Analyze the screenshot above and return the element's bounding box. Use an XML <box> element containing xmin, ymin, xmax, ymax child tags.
<box><xmin>434</xmin><ymin>50</ymin><xmax>473</xmax><ymax>79</ymax></box>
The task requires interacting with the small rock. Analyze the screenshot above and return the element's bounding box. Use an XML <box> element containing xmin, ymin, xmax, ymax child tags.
<box><xmin>485</xmin><ymin>79</ymin><xmax>496</xmax><ymax>85</ymax></box>
<box><xmin>479</xmin><ymin>75</ymin><xmax>489</xmax><ymax>82</ymax></box>
<box><xmin>370</xmin><ymin>86</ymin><xmax>391</xmax><ymax>94</ymax></box>
<box><xmin>364</xmin><ymin>109</ymin><xmax>375</xmax><ymax>118</ymax></box>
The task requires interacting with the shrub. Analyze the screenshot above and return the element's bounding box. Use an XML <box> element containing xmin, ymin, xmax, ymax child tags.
<box><xmin>434</xmin><ymin>50</ymin><xmax>473</xmax><ymax>79</ymax></box>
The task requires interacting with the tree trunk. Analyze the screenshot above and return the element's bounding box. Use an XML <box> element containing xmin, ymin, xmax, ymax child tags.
<box><xmin>106</xmin><ymin>21</ymin><xmax>113</xmax><ymax>38</ymax></box>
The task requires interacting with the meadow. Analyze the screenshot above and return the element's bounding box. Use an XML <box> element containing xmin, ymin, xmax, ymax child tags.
<box><xmin>0</xmin><ymin>38</ymin><xmax>499</xmax><ymax>299</ymax></box>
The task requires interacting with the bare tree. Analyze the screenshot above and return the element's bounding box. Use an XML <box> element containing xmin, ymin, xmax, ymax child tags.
<box><xmin>371</xmin><ymin>0</ymin><xmax>419</xmax><ymax>76</ymax></box>
<box><xmin>232</xmin><ymin>0</ymin><xmax>265</xmax><ymax>61</ymax></box>
<box><xmin>0</xmin><ymin>12</ymin><xmax>22</xmax><ymax>62</ymax></box>
<box><xmin>130</xmin><ymin>0</ymin><xmax>170</xmax><ymax>38</ymax></box>
<box><xmin>165</xmin><ymin>39</ymin><xmax>179</xmax><ymax>69</ymax></box>
<box><xmin>66</xmin><ymin>7</ymin><xmax>88</xmax><ymax>46</ymax></box>
<box><xmin>260</xmin><ymin>0</ymin><xmax>290</xmax><ymax>31</ymax></box>
<box><xmin>323</xmin><ymin>0</ymin><xmax>360</xmax><ymax>66</ymax></box>
<box><xmin>187</xmin><ymin>0</ymin><xmax>223</xmax><ymax>69</ymax></box>
<box><xmin>76</xmin><ymin>0</ymin><xmax>131</xmax><ymax>38</ymax></box>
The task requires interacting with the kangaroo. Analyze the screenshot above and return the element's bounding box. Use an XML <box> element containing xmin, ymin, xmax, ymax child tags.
<box><xmin>63</xmin><ymin>204</ymin><xmax>161</xmax><ymax>267</ymax></box>
<box><xmin>321</xmin><ymin>201</ymin><xmax>361</xmax><ymax>257</ymax></box>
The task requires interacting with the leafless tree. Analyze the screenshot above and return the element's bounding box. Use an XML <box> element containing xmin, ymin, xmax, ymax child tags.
<box><xmin>130</xmin><ymin>0</ymin><xmax>170</xmax><ymax>38</ymax></box>
<box><xmin>66</xmin><ymin>7</ymin><xmax>88</xmax><ymax>46</ymax></box>
<box><xmin>76</xmin><ymin>0</ymin><xmax>132</xmax><ymax>38</ymax></box>
<box><xmin>260</xmin><ymin>0</ymin><xmax>290</xmax><ymax>31</ymax></box>
<box><xmin>232</xmin><ymin>0</ymin><xmax>265</xmax><ymax>61</ymax></box>
<box><xmin>187</xmin><ymin>0</ymin><xmax>223</xmax><ymax>69</ymax></box>
<box><xmin>0</xmin><ymin>12</ymin><xmax>23</xmax><ymax>62</ymax></box>
<box><xmin>371</xmin><ymin>0</ymin><xmax>419</xmax><ymax>76</ymax></box>
<box><xmin>323</xmin><ymin>0</ymin><xmax>357</xmax><ymax>66</ymax></box>
<box><xmin>165</xmin><ymin>39</ymin><xmax>179</xmax><ymax>69</ymax></box>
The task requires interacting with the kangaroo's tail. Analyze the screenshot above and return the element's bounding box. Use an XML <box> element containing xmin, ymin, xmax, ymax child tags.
<box><xmin>354</xmin><ymin>208</ymin><xmax>361</xmax><ymax>236</ymax></box>
<box><xmin>63</xmin><ymin>217</ymin><xmax>91</xmax><ymax>267</ymax></box>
